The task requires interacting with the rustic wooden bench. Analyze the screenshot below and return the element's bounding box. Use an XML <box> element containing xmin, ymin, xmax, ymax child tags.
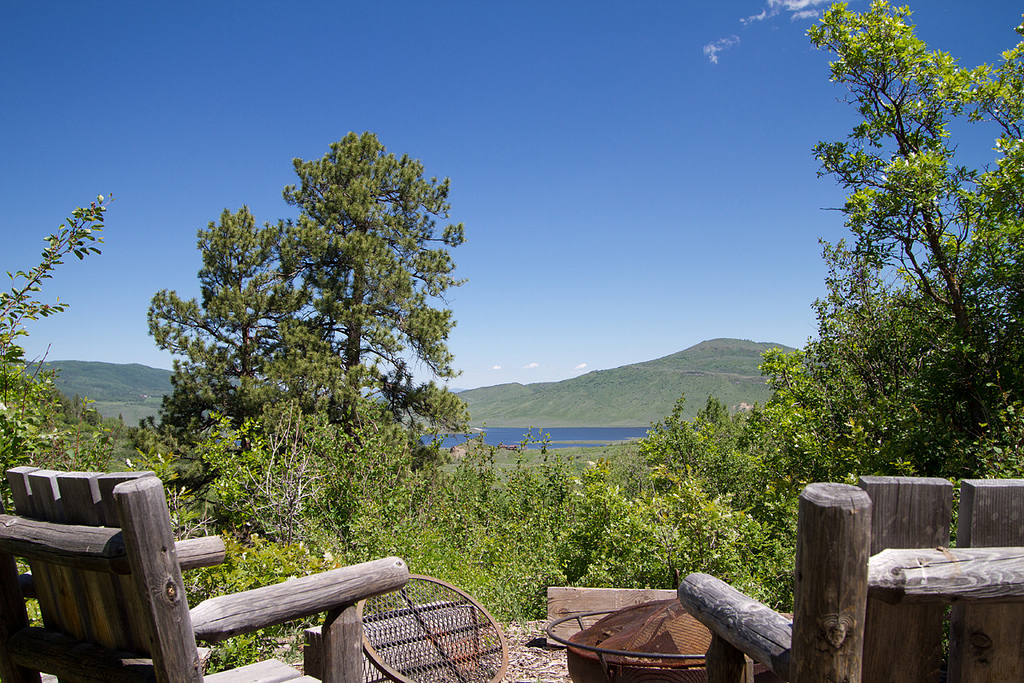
<box><xmin>677</xmin><ymin>476</ymin><xmax>1024</xmax><ymax>683</ymax></box>
<box><xmin>0</xmin><ymin>467</ymin><xmax>409</xmax><ymax>682</ymax></box>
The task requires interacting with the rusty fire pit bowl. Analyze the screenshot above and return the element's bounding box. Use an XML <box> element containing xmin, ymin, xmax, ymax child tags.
<box><xmin>554</xmin><ymin>599</ymin><xmax>780</xmax><ymax>683</ymax></box>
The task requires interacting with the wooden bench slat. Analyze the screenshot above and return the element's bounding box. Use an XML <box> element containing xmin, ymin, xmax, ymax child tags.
<box><xmin>0</xmin><ymin>515</ymin><xmax>129</xmax><ymax>573</ymax></box>
<box><xmin>204</xmin><ymin>658</ymin><xmax>308</xmax><ymax>682</ymax></box>
<box><xmin>0</xmin><ymin>524</ymin><xmax>226</xmax><ymax>578</ymax></box>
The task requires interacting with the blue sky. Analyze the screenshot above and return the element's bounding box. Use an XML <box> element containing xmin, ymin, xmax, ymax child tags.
<box><xmin>2</xmin><ymin>1</ymin><xmax>1021</xmax><ymax>390</ymax></box>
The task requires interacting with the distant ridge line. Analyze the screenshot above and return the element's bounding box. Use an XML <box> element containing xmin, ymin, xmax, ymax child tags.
<box><xmin>458</xmin><ymin>338</ymin><xmax>793</xmax><ymax>428</ymax></box>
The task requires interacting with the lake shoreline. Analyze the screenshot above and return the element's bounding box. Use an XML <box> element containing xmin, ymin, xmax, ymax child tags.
<box><xmin>426</xmin><ymin>425</ymin><xmax>652</xmax><ymax>450</ymax></box>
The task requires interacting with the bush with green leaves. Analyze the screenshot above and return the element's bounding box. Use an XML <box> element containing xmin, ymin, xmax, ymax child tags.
<box><xmin>183</xmin><ymin>535</ymin><xmax>332</xmax><ymax>672</ymax></box>
<box><xmin>0</xmin><ymin>197</ymin><xmax>112</xmax><ymax>485</ymax></box>
<box><xmin>557</xmin><ymin>461</ymin><xmax>788</xmax><ymax>606</ymax></box>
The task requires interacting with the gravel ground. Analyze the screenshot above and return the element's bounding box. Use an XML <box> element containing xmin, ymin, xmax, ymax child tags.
<box><xmin>503</xmin><ymin>621</ymin><xmax>571</xmax><ymax>683</ymax></box>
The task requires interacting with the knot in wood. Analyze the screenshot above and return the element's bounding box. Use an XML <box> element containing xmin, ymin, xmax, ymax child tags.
<box><xmin>817</xmin><ymin>613</ymin><xmax>853</xmax><ymax>650</ymax></box>
<box><xmin>969</xmin><ymin>631</ymin><xmax>993</xmax><ymax>650</ymax></box>
<box><xmin>165</xmin><ymin>579</ymin><xmax>179</xmax><ymax>603</ymax></box>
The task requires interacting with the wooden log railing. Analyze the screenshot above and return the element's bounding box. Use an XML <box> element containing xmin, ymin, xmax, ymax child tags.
<box><xmin>190</xmin><ymin>556</ymin><xmax>409</xmax><ymax>643</ymax></box>
<box><xmin>677</xmin><ymin>478</ymin><xmax>1024</xmax><ymax>683</ymax></box>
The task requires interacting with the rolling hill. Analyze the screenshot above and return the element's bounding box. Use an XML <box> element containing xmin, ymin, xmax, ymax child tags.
<box><xmin>35</xmin><ymin>338</ymin><xmax>794</xmax><ymax>428</ymax></box>
<box><xmin>458</xmin><ymin>338</ymin><xmax>792</xmax><ymax>427</ymax></box>
<box><xmin>43</xmin><ymin>361</ymin><xmax>172</xmax><ymax>424</ymax></box>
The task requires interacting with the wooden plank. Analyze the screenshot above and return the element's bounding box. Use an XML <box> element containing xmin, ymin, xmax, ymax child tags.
<box><xmin>204</xmin><ymin>658</ymin><xmax>308</xmax><ymax>682</ymax></box>
<box><xmin>949</xmin><ymin>479</ymin><xmax>1024</xmax><ymax>683</ymax></box>
<box><xmin>859</xmin><ymin>476</ymin><xmax>951</xmax><ymax>683</ymax></box>
<box><xmin>546</xmin><ymin>586</ymin><xmax>676</xmax><ymax>643</ymax></box>
<box><xmin>113</xmin><ymin>475</ymin><xmax>202</xmax><ymax>683</ymax></box>
<box><xmin>7</xmin><ymin>627</ymin><xmax>156</xmax><ymax>683</ymax></box>
<box><xmin>191</xmin><ymin>556</ymin><xmax>409</xmax><ymax>644</ymax></box>
<box><xmin>58</xmin><ymin>472</ymin><xmax>136</xmax><ymax>652</ymax></box>
<box><xmin>869</xmin><ymin>546</ymin><xmax>1024</xmax><ymax>603</ymax></box>
<box><xmin>27</xmin><ymin>468</ymin><xmax>97</xmax><ymax>679</ymax></box>
<box><xmin>0</xmin><ymin>496</ymin><xmax>39</xmax><ymax>683</ymax></box>
<box><xmin>97</xmin><ymin>472</ymin><xmax>154</xmax><ymax>527</ymax></box>
<box><xmin>7</xmin><ymin>469</ymin><xmax>63</xmax><ymax>639</ymax></box>
<box><xmin>6</xmin><ymin>467</ymin><xmax>40</xmax><ymax>514</ymax></box>
<box><xmin>56</xmin><ymin>472</ymin><xmax>104</xmax><ymax>525</ymax></box>
<box><xmin>303</xmin><ymin>626</ymin><xmax>324</xmax><ymax>680</ymax></box>
<box><xmin>790</xmin><ymin>482</ymin><xmax>871</xmax><ymax>683</ymax></box>
<box><xmin>706</xmin><ymin>632</ymin><xmax>753</xmax><ymax>683</ymax></box>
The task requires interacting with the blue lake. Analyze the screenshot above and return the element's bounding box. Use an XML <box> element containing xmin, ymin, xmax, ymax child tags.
<box><xmin>425</xmin><ymin>426</ymin><xmax>651</xmax><ymax>450</ymax></box>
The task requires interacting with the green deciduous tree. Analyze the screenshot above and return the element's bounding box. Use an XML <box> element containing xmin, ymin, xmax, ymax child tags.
<box><xmin>762</xmin><ymin>2</ymin><xmax>1024</xmax><ymax>479</ymax></box>
<box><xmin>1</xmin><ymin>196</ymin><xmax>109</xmax><ymax>473</ymax></box>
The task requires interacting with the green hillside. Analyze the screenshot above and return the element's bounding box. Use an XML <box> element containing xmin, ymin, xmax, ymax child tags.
<box><xmin>459</xmin><ymin>338</ymin><xmax>793</xmax><ymax>427</ymax></box>
<box><xmin>35</xmin><ymin>338</ymin><xmax>793</xmax><ymax>428</ymax></box>
<box><xmin>43</xmin><ymin>361</ymin><xmax>172</xmax><ymax>424</ymax></box>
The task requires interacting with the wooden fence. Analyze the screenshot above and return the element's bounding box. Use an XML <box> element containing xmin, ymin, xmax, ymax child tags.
<box><xmin>677</xmin><ymin>476</ymin><xmax>1024</xmax><ymax>683</ymax></box>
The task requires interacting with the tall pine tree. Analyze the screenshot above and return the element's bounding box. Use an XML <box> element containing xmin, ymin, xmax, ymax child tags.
<box><xmin>280</xmin><ymin>132</ymin><xmax>467</xmax><ymax>430</ymax></box>
<box><xmin>149</xmin><ymin>134</ymin><xmax>468</xmax><ymax>437</ymax></box>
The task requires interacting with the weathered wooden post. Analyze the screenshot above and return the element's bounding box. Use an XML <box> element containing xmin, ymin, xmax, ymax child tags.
<box><xmin>859</xmin><ymin>476</ymin><xmax>952</xmax><ymax>683</ymax></box>
<box><xmin>114</xmin><ymin>476</ymin><xmax>204</xmax><ymax>683</ymax></box>
<box><xmin>948</xmin><ymin>479</ymin><xmax>1024</xmax><ymax>682</ymax></box>
<box><xmin>319</xmin><ymin>604</ymin><xmax>363</xmax><ymax>683</ymax></box>
<box><xmin>706</xmin><ymin>633</ymin><xmax>753</xmax><ymax>683</ymax></box>
<box><xmin>790</xmin><ymin>482</ymin><xmax>871</xmax><ymax>683</ymax></box>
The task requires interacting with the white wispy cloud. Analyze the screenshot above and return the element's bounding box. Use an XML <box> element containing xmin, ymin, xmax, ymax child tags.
<box><xmin>574</xmin><ymin>363</ymin><xmax>587</xmax><ymax>371</ymax></box>
<box><xmin>790</xmin><ymin>9</ymin><xmax>821</xmax><ymax>21</ymax></box>
<box><xmin>754</xmin><ymin>0</ymin><xmax>836</xmax><ymax>23</ymax></box>
<box><xmin>703</xmin><ymin>35</ymin><xmax>740</xmax><ymax>64</ymax></box>
<box><xmin>523</xmin><ymin>362</ymin><xmax>540</xmax><ymax>369</ymax></box>
<box><xmin>711</xmin><ymin>0</ymin><xmax>841</xmax><ymax>63</ymax></box>
<box><xmin>491</xmin><ymin>365</ymin><xmax>502</xmax><ymax>371</ymax></box>
<box><xmin>741</xmin><ymin>9</ymin><xmax>768</xmax><ymax>25</ymax></box>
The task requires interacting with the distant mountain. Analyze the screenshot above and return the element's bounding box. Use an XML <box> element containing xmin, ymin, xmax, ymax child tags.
<box><xmin>458</xmin><ymin>338</ymin><xmax>793</xmax><ymax>427</ymax></box>
<box><xmin>43</xmin><ymin>361</ymin><xmax>172</xmax><ymax>425</ymax></box>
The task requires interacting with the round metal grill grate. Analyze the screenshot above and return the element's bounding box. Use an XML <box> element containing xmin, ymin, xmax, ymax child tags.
<box><xmin>359</xmin><ymin>575</ymin><xmax>509</xmax><ymax>683</ymax></box>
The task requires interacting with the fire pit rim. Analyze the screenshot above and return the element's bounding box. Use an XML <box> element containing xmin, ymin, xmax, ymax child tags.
<box><xmin>546</xmin><ymin>611</ymin><xmax>708</xmax><ymax>661</ymax></box>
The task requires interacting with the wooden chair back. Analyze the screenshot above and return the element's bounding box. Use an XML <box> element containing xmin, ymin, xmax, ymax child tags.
<box><xmin>0</xmin><ymin>466</ymin><xmax>205</xmax><ymax>682</ymax></box>
<box><xmin>0</xmin><ymin>466</ymin><xmax>408</xmax><ymax>683</ymax></box>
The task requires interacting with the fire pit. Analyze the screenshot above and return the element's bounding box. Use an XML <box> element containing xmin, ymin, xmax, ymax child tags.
<box><xmin>547</xmin><ymin>599</ymin><xmax>781</xmax><ymax>683</ymax></box>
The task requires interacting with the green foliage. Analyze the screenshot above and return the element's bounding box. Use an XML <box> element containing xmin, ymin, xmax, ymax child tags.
<box><xmin>558</xmin><ymin>462</ymin><xmax>785</xmax><ymax>606</ymax></box>
<box><xmin>758</xmin><ymin>2</ymin><xmax>1024</xmax><ymax>480</ymax></box>
<box><xmin>641</xmin><ymin>395</ymin><xmax>759</xmax><ymax>506</ymax></box>
<box><xmin>183</xmin><ymin>535</ymin><xmax>332</xmax><ymax>672</ymax></box>
<box><xmin>0</xmin><ymin>197</ymin><xmax>112</xmax><ymax>479</ymax></box>
<box><xmin>150</xmin><ymin>134</ymin><xmax>469</xmax><ymax>439</ymax></box>
<box><xmin>198</xmin><ymin>409</ymin><xmax>326</xmax><ymax>545</ymax></box>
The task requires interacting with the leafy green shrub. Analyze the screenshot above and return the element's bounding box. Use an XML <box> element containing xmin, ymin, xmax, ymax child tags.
<box><xmin>557</xmin><ymin>463</ymin><xmax>781</xmax><ymax>601</ymax></box>
<box><xmin>183</xmin><ymin>535</ymin><xmax>332</xmax><ymax>672</ymax></box>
